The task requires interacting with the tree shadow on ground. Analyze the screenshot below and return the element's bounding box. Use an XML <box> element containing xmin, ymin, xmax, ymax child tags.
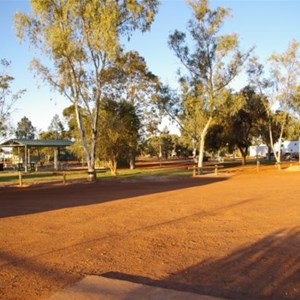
<box><xmin>103</xmin><ymin>227</ymin><xmax>300</xmax><ymax>300</ymax></box>
<box><xmin>0</xmin><ymin>248</ymin><xmax>81</xmax><ymax>299</ymax></box>
<box><xmin>0</xmin><ymin>175</ymin><xmax>227</xmax><ymax>218</ymax></box>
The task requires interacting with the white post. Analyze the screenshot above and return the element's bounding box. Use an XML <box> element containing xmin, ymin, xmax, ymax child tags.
<box><xmin>28</xmin><ymin>147</ymin><xmax>31</xmax><ymax>165</ymax></box>
<box><xmin>54</xmin><ymin>148</ymin><xmax>58</xmax><ymax>170</ymax></box>
<box><xmin>18</xmin><ymin>147</ymin><xmax>21</xmax><ymax>164</ymax></box>
<box><xmin>24</xmin><ymin>145</ymin><xmax>28</xmax><ymax>173</ymax></box>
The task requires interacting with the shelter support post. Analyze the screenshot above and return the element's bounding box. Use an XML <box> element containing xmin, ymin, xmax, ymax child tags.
<box><xmin>24</xmin><ymin>145</ymin><xmax>28</xmax><ymax>173</ymax></box>
<box><xmin>18</xmin><ymin>147</ymin><xmax>21</xmax><ymax>164</ymax></box>
<box><xmin>28</xmin><ymin>147</ymin><xmax>31</xmax><ymax>165</ymax></box>
<box><xmin>54</xmin><ymin>147</ymin><xmax>58</xmax><ymax>170</ymax></box>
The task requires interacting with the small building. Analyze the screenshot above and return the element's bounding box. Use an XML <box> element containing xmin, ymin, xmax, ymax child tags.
<box><xmin>0</xmin><ymin>139</ymin><xmax>73</xmax><ymax>172</ymax></box>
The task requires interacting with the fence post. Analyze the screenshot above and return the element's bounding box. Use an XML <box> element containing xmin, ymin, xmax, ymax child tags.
<box><xmin>214</xmin><ymin>165</ymin><xmax>218</xmax><ymax>175</ymax></box>
<box><xmin>63</xmin><ymin>173</ymin><xmax>66</xmax><ymax>185</ymax></box>
<box><xmin>256</xmin><ymin>160</ymin><xmax>260</xmax><ymax>172</ymax></box>
<box><xmin>18</xmin><ymin>171</ymin><xmax>23</xmax><ymax>187</ymax></box>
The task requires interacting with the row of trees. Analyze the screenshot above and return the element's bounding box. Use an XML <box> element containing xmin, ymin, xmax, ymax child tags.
<box><xmin>0</xmin><ymin>59</ymin><xmax>26</xmax><ymax>141</ymax></box>
<box><xmin>12</xmin><ymin>90</ymin><xmax>300</xmax><ymax>173</ymax></box>
<box><xmin>15</xmin><ymin>0</ymin><xmax>160</xmax><ymax>180</ymax></box>
<box><xmin>2</xmin><ymin>0</ymin><xmax>300</xmax><ymax>178</ymax></box>
<box><xmin>159</xmin><ymin>0</ymin><xmax>300</xmax><ymax>172</ymax></box>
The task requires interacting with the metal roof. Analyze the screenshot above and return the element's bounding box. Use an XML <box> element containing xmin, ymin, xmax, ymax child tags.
<box><xmin>0</xmin><ymin>139</ymin><xmax>74</xmax><ymax>147</ymax></box>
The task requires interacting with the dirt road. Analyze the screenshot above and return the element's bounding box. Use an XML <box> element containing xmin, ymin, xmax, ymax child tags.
<box><xmin>0</xmin><ymin>169</ymin><xmax>300</xmax><ymax>299</ymax></box>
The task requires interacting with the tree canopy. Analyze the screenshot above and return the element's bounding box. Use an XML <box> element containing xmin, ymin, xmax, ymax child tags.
<box><xmin>167</xmin><ymin>0</ymin><xmax>251</xmax><ymax>171</ymax></box>
<box><xmin>15</xmin><ymin>0</ymin><xmax>159</xmax><ymax>180</ymax></box>
<box><xmin>0</xmin><ymin>59</ymin><xmax>25</xmax><ymax>140</ymax></box>
<box><xmin>248</xmin><ymin>41</ymin><xmax>300</xmax><ymax>164</ymax></box>
<box><xmin>15</xmin><ymin>116</ymin><xmax>36</xmax><ymax>139</ymax></box>
<box><xmin>97</xmin><ymin>98</ymin><xmax>140</xmax><ymax>175</ymax></box>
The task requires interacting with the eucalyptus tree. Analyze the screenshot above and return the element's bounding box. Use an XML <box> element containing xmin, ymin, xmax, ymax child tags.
<box><xmin>99</xmin><ymin>51</ymin><xmax>161</xmax><ymax>168</ymax></box>
<box><xmin>15</xmin><ymin>116</ymin><xmax>36</xmax><ymax>140</ymax></box>
<box><xmin>97</xmin><ymin>98</ymin><xmax>140</xmax><ymax>175</ymax></box>
<box><xmin>0</xmin><ymin>59</ymin><xmax>25</xmax><ymax>139</ymax></box>
<box><xmin>145</xmin><ymin>129</ymin><xmax>178</xmax><ymax>159</ymax></box>
<box><xmin>62</xmin><ymin>104</ymin><xmax>91</xmax><ymax>163</ymax></box>
<box><xmin>168</xmin><ymin>0</ymin><xmax>251</xmax><ymax>172</ymax></box>
<box><xmin>248</xmin><ymin>41</ymin><xmax>300</xmax><ymax>164</ymax></box>
<box><xmin>285</xmin><ymin>117</ymin><xmax>300</xmax><ymax>141</ymax></box>
<box><xmin>225</xmin><ymin>87</ymin><xmax>266</xmax><ymax>165</ymax></box>
<box><xmin>15</xmin><ymin>0</ymin><xmax>159</xmax><ymax>180</ymax></box>
<box><xmin>47</xmin><ymin>114</ymin><xmax>66</xmax><ymax>139</ymax></box>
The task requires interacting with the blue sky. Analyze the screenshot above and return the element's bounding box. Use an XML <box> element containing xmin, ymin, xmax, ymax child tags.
<box><xmin>1</xmin><ymin>0</ymin><xmax>300</xmax><ymax>133</ymax></box>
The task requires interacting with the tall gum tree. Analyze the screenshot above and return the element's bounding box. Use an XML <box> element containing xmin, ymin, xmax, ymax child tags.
<box><xmin>0</xmin><ymin>59</ymin><xmax>26</xmax><ymax>140</ymax></box>
<box><xmin>269</xmin><ymin>40</ymin><xmax>300</xmax><ymax>164</ymax></box>
<box><xmin>168</xmin><ymin>0</ymin><xmax>251</xmax><ymax>172</ymax></box>
<box><xmin>248</xmin><ymin>41</ymin><xmax>300</xmax><ymax>165</ymax></box>
<box><xmin>15</xmin><ymin>0</ymin><xmax>159</xmax><ymax>181</ymax></box>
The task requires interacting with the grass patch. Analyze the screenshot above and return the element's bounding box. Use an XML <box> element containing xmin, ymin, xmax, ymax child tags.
<box><xmin>0</xmin><ymin>167</ymin><xmax>192</xmax><ymax>186</ymax></box>
<box><xmin>116</xmin><ymin>168</ymin><xmax>191</xmax><ymax>178</ymax></box>
<box><xmin>0</xmin><ymin>171</ymin><xmax>88</xmax><ymax>185</ymax></box>
<box><xmin>0</xmin><ymin>159</ymin><xmax>289</xmax><ymax>186</ymax></box>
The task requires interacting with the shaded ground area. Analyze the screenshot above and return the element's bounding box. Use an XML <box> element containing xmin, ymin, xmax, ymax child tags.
<box><xmin>0</xmin><ymin>168</ymin><xmax>300</xmax><ymax>299</ymax></box>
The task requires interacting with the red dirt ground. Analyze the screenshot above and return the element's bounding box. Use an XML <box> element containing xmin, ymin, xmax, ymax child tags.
<box><xmin>0</xmin><ymin>166</ymin><xmax>300</xmax><ymax>299</ymax></box>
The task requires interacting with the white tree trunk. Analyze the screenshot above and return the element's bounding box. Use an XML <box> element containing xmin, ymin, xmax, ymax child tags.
<box><xmin>269</xmin><ymin>122</ymin><xmax>285</xmax><ymax>165</ymax></box>
<box><xmin>129</xmin><ymin>151</ymin><xmax>135</xmax><ymax>170</ymax></box>
<box><xmin>197</xmin><ymin>117</ymin><xmax>213</xmax><ymax>174</ymax></box>
<box><xmin>74</xmin><ymin>103</ymin><xmax>96</xmax><ymax>181</ymax></box>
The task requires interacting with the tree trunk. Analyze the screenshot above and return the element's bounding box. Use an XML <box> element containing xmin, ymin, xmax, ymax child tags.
<box><xmin>241</xmin><ymin>150</ymin><xmax>247</xmax><ymax>165</ymax></box>
<box><xmin>270</xmin><ymin>126</ymin><xmax>284</xmax><ymax>165</ymax></box>
<box><xmin>74</xmin><ymin>103</ymin><xmax>96</xmax><ymax>182</ymax></box>
<box><xmin>88</xmin><ymin>128</ymin><xmax>97</xmax><ymax>182</ymax></box>
<box><xmin>197</xmin><ymin>134</ymin><xmax>205</xmax><ymax>174</ymax></box>
<box><xmin>268</xmin><ymin>121</ymin><xmax>285</xmax><ymax>165</ymax></box>
<box><xmin>197</xmin><ymin>117</ymin><xmax>213</xmax><ymax>174</ymax></box>
<box><xmin>238</xmin><ymin>146</ymin><xmax>247</xmax><ymax>165</ymax></box>
<box><xmin>129</xmin><ymin>152</ymin><xmax>135</xmax><ymax>170</ymax></box>
<box><xmin>108</xmin><ymin>158</ymin><xmax>118</xmax><ymax>176</ymax></box>
<box><xmin>267</xmin><ymin>145</ymin><xmax>272</xmax><ymax>160</ymax></box>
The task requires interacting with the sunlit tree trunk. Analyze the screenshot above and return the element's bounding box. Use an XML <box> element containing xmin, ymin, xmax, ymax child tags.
<box><xmin>74</xmin><ymin>103</ymin><xmax>96</xmax><ymax>181</ymax></box>
<box><xmin>197</xmin><ymin>117</ymin><xmax>212</xmax><ymax>174</ymax></box>
<box><xmin>129</xmin><ymin>150</ymin><xmax>136</xmax><ymax>170</ymax></box>
<box><xmin>108</xmin><ymin>158</ymin><xmax>118</xmax><ymax>176</ymax></box>
<box><xmin>15</xmin><ymin>0</ymin><xmax>159</xmax><ymax>182</ymax></box>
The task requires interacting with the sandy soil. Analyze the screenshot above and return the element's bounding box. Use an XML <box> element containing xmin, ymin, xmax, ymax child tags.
<box><xmin>0</xmin><ymin>167</ymin><xmax>300</xmax><ymax>299</ymax></box>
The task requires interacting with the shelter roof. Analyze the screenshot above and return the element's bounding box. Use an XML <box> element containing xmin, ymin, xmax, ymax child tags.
<box><xmin>0</xmin><ymin>139</ymin><xmax>74</xmax><ymax>148</ymax></box>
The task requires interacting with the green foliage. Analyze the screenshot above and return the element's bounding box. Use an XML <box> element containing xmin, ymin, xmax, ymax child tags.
<box><xmin>62</xmin><ymin>105</ymin><xmax>90</xmax><ymax>161</ymax></box>
<box><xmin>0</xmin><ymin>59</ymin><xmax>26</xmax><ymax>139</ymax></box>
<box><xmin>98</xmin><ymin>99</ymin><xmax>140</xmax><ymax>175</ymax></box>
<box><xmin>285</xmin><ymin>117</ymin><xmax>300</xmax><ymax>140</ymax></box>
<box><xmin>15</xmin><ymin>0</ymin><xmax>159</xmax><ymax>177</ymax></box>
<box><xmin>97</xmin><ymin>98</ymin><xmax>140</xmax><ymax>175</ymax></box>
<box><xmin>248</xmin><ymin>41</ymin><xmax>300</xmax><ymax>163</ymax></box>
<box><xmin>269</xmin><ymin>41</ymin><xmax>300</xmax><ymax>113</ymax></box>
<box><xmin>38</xmin><ymin>114</ymin><xmax>72</xmax><ymax>162</ymax></box>
<box><xmin>225</xmin><ymin>87</ymin><xmax>266</xmax><ymax>164</ymax></box>
<box><xmin>168</xmin><ymin>0</ymin><xmax>251</xmax><ymax>169</ymax></box>
<box><xmin>102</xmin><ymin>50</ymin><xmax>161</xmax><ymax>138</ymax></box>
<box><xmin>144</xmin><ymin>128</ymin><xmax>190</xmax><ymax>159</ymax></box>
<box><xmin>15</xmin><ymin>116</ymin><xmax>36</xmax><ymax>139</ymax></box>
<box><xmin>146</xmin><ymin>134</ymin><xmax>173</xmax><ymax>159</ymax></box>
<box><xmin>47</xmin><ymin>114</ymin><xmax>67</xmax><ymax>139</ymax></box>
